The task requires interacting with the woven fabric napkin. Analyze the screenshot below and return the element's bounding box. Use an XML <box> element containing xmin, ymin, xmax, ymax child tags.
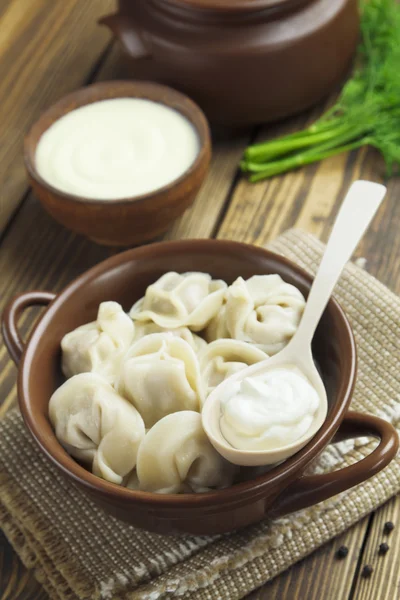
<box><xmin>1</xmin><ymin>229</ymin><xmax>399</xmax><ymax>600</ymax></box>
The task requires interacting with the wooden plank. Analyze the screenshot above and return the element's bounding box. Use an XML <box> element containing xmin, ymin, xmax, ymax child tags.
<box><xmin>248</xmin><ymin>518</ymin><xmax>369</xmax><ymax>600</ymax></box>
<box><xmin>0</xmin><ymin>0</ymin><xmax>114</xmax><ymax>234</ymax></box>
<box><xmin>165</xmin><ymin>128</ymin><xmax>251</xmax><ymax>241</ymax></box>
<box><xmin>350</xmin><ymin>496</ymin><xmax>400</xmax><ymax>600</ymax></box>
<box><xmin>0</xmin><ymin>532</ymin><xmax>47</xmax><ymax>600</ymax></box>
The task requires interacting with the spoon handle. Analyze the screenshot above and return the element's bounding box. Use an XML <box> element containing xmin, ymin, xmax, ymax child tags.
<box><xmin>292</xmin><ymin>180</ymin><xmax>386</xmax><ymax>350</ymax></box>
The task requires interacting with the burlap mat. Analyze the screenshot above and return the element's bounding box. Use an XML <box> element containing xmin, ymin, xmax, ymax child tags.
<box><xmin>0</xmin><ymin>229</ymin><xmax>399</xmax><ymax>600</ymax></box>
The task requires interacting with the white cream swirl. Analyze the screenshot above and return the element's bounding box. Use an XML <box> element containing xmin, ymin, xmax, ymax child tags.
<box><xmin>219</xmin><ymin>367</ymin><xmax>320</xmax><ymax>451</ymax></box>
<box><xmin>35</xmin><ymin>98</ymin><xmax>199</xmax><ymax>200</ymax></box>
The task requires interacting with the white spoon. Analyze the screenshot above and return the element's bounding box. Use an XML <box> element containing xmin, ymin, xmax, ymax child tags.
<box><xmin>202</xmin><ymin>180</ymin><xmax>386</xmax><ymax>466</ymax></box>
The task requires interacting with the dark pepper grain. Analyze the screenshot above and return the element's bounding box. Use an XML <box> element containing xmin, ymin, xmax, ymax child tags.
<box><xmin>378</xmin><ymin>542</ymin><xmax>389</xmax><ymax>555</ymax></box>
<box><xmin>362</xmin><ymin>565</ymin><xmax>373</xmax><ymax>578</ymax></box>
<box><xmin>337</xmin><ymin>545</ymin><xmax>349</xmax><ymax>559</ymax></box>
<box><xmin>383</xmin><ymin>521</ymin><xmax>395</xmax><ymax>534</ymax></box>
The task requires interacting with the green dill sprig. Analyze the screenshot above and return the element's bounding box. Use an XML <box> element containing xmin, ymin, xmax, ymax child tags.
<box><xmin>241</xmin><ymin>0</ymin><xmax>400</xmax><ymax>182</ymax></box>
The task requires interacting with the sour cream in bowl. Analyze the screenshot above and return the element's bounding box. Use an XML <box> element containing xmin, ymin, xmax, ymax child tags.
<box><xmin>24</xmin><ymin>81</ymin><xmax>211</xmax><ymax>246</ymax></box>
<box><xmin>35</xmin><ymin>97</ymin><xmax>200</xmax><ymax>201</ymax></box>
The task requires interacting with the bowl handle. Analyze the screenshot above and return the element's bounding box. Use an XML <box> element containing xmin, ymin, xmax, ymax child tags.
<box><xmin>2</xmin><ymin>291</ymin><xmax>56</xmax><ymax>365</ymax></box>
<box><xmin>99</xmin><ymin>13</ymin><xmax>151</xmax><ymax>59</ymax></box>
<box><xmin>270</xmin><ymin>411</ymin><xmax>399</xmax><ymax>518</ymax></box>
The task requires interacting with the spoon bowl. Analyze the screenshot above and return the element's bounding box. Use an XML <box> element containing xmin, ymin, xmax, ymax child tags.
<box><xmin>202</xmin><ymin>180</ymin><xmax>387</xmax><ymax>467</ymax></box>
<box><xmin>202</xmin><ymin>345</ymin><xmax>328</xmax><ymax>466</ymax></box>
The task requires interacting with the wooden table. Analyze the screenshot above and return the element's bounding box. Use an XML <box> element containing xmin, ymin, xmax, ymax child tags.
<box><xmin>0</xmin><ymin>2</ymin><xmax>399</xmax><ymax>599</ymax></box>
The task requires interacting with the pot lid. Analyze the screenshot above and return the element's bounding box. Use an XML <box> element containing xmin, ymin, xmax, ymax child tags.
<box><xmin>173</xmin><ymin>0</ymin><xmax>304</xmax><ymax>11</ymax></box>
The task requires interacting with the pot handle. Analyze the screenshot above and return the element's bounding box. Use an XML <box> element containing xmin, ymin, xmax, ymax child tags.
<box><xmin>2</xmin><ymin>291</ymin><xmax>56</xmax><ymax>365</ymax></box>
<box><xmin>99</xmin><ymin>13</ymin><xmax>151</xmax><ymax>59</ymax></box>
<box><xmin>270</xmin><ymin>411</ymin><xmax>399</xmax><ymax>518</ymax></box>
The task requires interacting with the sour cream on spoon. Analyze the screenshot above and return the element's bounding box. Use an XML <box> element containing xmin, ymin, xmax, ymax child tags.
<box><xmin>219</xmin><ymin>367</ymin><xmax>320</xmax><ymax>452</ymax></box>
<box><xmin>202</xmin><ymin>181</ymin><xmax>386</xmax><ymax>466</ymax></box>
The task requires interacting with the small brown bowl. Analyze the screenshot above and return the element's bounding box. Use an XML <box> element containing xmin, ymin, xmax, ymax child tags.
<box><xmin>2</xmin><ymin>240</ymin><xmax>398</xmax><ymax>535</ymax></box>
<box><xmin>24</xmin><ymin>81</ymin><xmax>211</xmax><ymax>247</ymax></box>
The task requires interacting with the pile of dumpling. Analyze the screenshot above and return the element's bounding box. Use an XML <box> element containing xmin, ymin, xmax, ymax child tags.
<box><xmin>49</xmin><ymin>271</ymin><xmax>306</xmax><ymax>494</ymax></box>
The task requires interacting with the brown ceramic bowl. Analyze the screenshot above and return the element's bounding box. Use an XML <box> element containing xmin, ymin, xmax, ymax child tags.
<box><xmin>24</xmin><ymin>81</ymin><xmax>211</xmax><ymax>246</ymax></box>
<box><xmin>2</xmin><ymin>240</ymin><xmax>398</xmax><ymax>535</ymax></box>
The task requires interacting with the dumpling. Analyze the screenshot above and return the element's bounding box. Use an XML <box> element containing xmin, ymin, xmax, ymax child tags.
<box><xmin>117</xmin><ymin>333</ymin><xmax>204</xmax><ymax>428</ymax></box>
<box><xmin>132</xmin><ymin>321</ymin><xmax>207</xmax><ymax>354</ymax></box>
<box><xmin>61</xmin><ymin>301</ymin><xmax>134</xmax><ymax>382</ymax></box>
<box><xmin>49</xmin><ymin>373</ymin><xmax>145</xmax><ymax>485</ymax></box>
<box><xmin>205</xmin><ymin>303</ymin><xmax>230</xmax><ymax>341</ymax></box>
<box><xmin>206</xmin><ymin>275</ymin><xmax>305</xmax><ymax>355</ymax></box>
<box><xmin>199</xmin><ymin>339</ymin><xmax>268</xmax><ymax>397</ymax></box>
<box><xmin>136</xmin><ymin>411</ymin><xmax>236</xmax><ymax>493</ymax></box>
<box><xmin>129</xmin><ymin>271</ymin><xmax>227</xmax><ymax>331</ymax></box>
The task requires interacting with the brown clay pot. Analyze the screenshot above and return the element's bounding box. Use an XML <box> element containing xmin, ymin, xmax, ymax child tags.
<box><xmin>2</xmin><ymin>240</ymin><xmax>398</xmax><ymax>535</ymax></box>
<box><xmin>100</xmin><ymin>0</ymin><xmax>359</xmax><ymax>126</ymax></box>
